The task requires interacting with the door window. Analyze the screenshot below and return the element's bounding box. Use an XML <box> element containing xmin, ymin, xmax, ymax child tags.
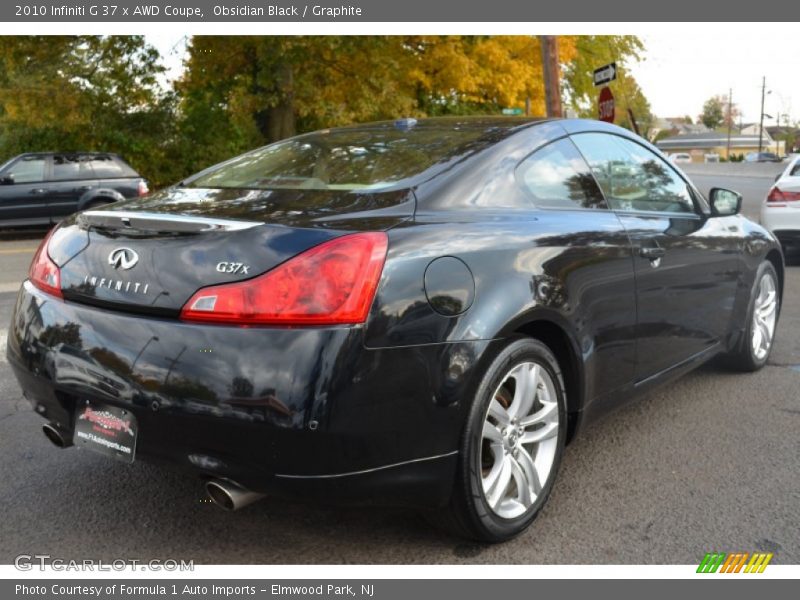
<box><xmin>52</xmin><ymin>155</ymin><xmax>94</xmax><ymax>181</ymax></box>
<box><xmin>572</xmin><ymin>133</ymin><xmax>697</xmax><ymax>214</ymax></box>
<box><xmin>515</xmin><ymin>138</ymin><xmax>608</xmax><ymax>209</ymax></box>
<box><xmin>5</xmin><ymin>156</ymin><xmax>46</xmax><ymax>184</ymax></box>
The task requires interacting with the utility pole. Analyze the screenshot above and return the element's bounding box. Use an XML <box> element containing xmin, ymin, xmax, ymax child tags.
<box><xmin>726</xmin><ymin>88</ymin><xmax>733</xmax><ymax>160</ymax></box>
<box><xmin>540</xmin><ymin>36</ymin><xmax>562</xmax><ymax>118</ymax></box>
<box><xmin>758</xmin><ymin>76</ymin><xmax>767</xmax><ymax>153</ymax></box>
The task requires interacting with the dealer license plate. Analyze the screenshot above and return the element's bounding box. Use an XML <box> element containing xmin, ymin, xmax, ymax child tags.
<box><xmin>74</xmin><ymin>401</ymin><xmax>137</xmax><ymax>463</ymax></box>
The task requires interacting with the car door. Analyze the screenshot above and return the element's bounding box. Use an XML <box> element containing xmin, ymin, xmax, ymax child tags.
<box><xmin>0</xmin><ymin>155</ymin><xmax>51</xmax><ymax>226</ymax></box>
<box><xmin>571</xmin><ymin>132</ymin><xmax>741</xmax><ymax>382</ymax></box>
<box><xmin>46</xmin><ymin>154</ymin><xmax>98</xmax><ymax>221</ymax></box>
<box><xmin>515</xmin><ymin>137</ymin><xmax>638</xmax><ymax>400</ymax></box>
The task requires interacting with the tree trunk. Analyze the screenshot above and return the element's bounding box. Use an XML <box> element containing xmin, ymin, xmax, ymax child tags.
<box><xmin>255</xmin><ymin>62</ymin><xmax>296</xmax><ymax>143</ymax></box>
<box><xmin>264</xmin><ymin>102</ymin><xmax>295</xmax><ymax>142</ymax></box>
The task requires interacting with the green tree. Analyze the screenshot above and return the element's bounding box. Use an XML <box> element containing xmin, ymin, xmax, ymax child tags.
<box><xmin>561</xmin><ymin>36</ymin><xmax>652</xmax><ymax>135</ymax></box>
<box><xmin>175</xmin><ymin>36</ymin><xmax>420</xmax><ymax>174</ymax></box>
<box><xmin>700</xmin><ymin>95</ymin><xmax>725</xmax><ymax>129</ymax></box>
<box><xmin>0</xmin><ymin>36</ymin><xmax>179</xmax><ymax>187</ymax></box>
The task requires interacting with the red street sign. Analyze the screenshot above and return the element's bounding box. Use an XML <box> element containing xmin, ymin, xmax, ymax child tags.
<box><xmin>598</xmin><ymin>86</ymin><xmax>615</xmax><ymax>123</ymax></box>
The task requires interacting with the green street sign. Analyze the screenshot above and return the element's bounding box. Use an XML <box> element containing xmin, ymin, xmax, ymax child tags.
<box><xmin>502</xmin><ymin>108</ymin><xmax>524</xmax><ymax>115</ymax></box>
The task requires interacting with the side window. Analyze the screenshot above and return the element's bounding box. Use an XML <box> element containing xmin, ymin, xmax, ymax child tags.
<box><xmin>515</xmin><ymin>138</ymin><xmax>608</xmax><ymax>209</ymax></box>
<box><xmin>85</xmin><ymin>155</ymin><xmax>136</xmax><ymax>178</ymax></box>
<box><xmin>571</xmin><ymin>133</ymin><xmax>697</xmax><ymax>214</ymax></box>
<box><xmin>5</xmin><ymin>156</ymin><xmax>46</xmax><ymax>184</ymax></box>
<box><xmin>52</xmin><ymin>155</ymin><xmax>93</xmax><ymax>181</ymax></box>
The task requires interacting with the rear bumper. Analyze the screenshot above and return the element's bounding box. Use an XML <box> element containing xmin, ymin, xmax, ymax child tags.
<box><xmin>8</xmin><ymin>281</ymin><xmax>496</xmax><ymax>508</ymax></box>
<box><xmin>760</xmin><ymin>208</ymin><xmax>800</xmax><ymax>246</ymax></box>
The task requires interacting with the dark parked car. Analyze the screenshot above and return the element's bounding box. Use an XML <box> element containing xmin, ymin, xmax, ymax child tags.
<box><xmin>6</xmin><ymin>118</ymin><xmax>783</xmax><ymax>542</ymax></box>
<box><xmin>0</xmin><ymin>152</ymin><xmax>148</xmax><ymax>227</ymax></box>
<box><xmin>744</xmin><ymin>151</ymin><xmax>782</xmax><ymax>163</ymax></box>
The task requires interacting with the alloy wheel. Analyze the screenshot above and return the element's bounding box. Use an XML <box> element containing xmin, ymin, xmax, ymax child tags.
<box><xmin>480</xmin><ymin>361</ymin><xmax>560</xmax><ymax>519</ymax></box>
<box><xmin>752</xmin><ymin>272</ymin><xmax>778</xmax><ymax>361</ymax></box>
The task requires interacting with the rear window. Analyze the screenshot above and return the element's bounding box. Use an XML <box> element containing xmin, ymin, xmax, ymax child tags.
<box><xmin>516</xmin><ymin>139</ymin><xmax>607</xmax><ymax>209</ymax></box>
<box><xmin>186</xmin><ymin>128</ymin><xmax>489</xmax><ymax>191</ymax></box>
<box><xmin>85</xmin><ymin>155</ymin><xmax>139</xmax><ymax>179</ymax></box>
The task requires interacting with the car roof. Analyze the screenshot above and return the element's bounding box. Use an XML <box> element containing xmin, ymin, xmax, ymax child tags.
<box><xmin>322</xmin><ymin>116</ymin><xmax>552</xmax><ymax>134</ymax></box>
<box><xmin>15</xmin><ymin>151</ymin><xmax>123</xmax><ymax>157</ymax></box>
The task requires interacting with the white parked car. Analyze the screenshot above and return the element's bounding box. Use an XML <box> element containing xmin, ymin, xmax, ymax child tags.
<box><xmin>669</xmin><ymin>152</ymin><xmax>692</xmax><ymax>164</ymax></box>
<box><xmin>761</xmin><ymin>156</ymin><xmax>800</xmax><ymax>255</ymax></box>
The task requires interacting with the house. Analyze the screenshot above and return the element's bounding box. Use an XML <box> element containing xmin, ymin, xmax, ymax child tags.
<box><xmin>739</xmin><ymin>123</ymin><xmax>762</xmax><ymax>136</ymax></box>
<box><xmin>649</xmin><ymin>117</ymin><xmax>709</xmax><ymax>141</ymax></box>
<box><xmin>766</xmin><ymin>126</ymin><xmax>800</xmax><ymax>154</ymax></box>
<box><xmin>655</xmin><ymin>131</ymin><xmax>785</xmax><ymax>161</ymax></box>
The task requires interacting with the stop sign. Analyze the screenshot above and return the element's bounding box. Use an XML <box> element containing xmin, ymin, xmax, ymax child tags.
<box><xmin>598</xmin><ymin>86</ymin><xmax>615</xmax><ymax>123</ymax></box>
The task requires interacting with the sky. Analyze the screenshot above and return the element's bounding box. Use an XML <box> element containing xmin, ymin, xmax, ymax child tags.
<box><xmin>147</xmin><ymin>33</ymin><xmax>798</xmax><ymax>127</ymax></box>
<box><xmin>630</xmin><ymin>33</ymin><xmax>796</xmax><ymax>126</ymax></box>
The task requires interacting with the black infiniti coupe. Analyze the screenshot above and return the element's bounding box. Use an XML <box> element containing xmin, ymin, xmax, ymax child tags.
<box><xmin>7</xmin><ymin>117</ymin><xmax>783</xmax><ymax>542</ymax></box>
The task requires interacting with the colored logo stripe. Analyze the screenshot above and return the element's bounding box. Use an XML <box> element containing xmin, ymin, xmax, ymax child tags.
<box><xmin>720</xmin><ymin>553</ymin><xmax>748</xmax><ymax>573</ymax></box>
<box><xmin>697</xmin><ymin>552</ymin><xmax>773</xmax><ymax>573</ymax></box>
<box><xmin>697</xmin><ymin>553</ymin><xmax>726</xmax><ymax>573</ymax></box>
<box><xmin>744</xmin><ymin>553</ymin><xmax>773</xmax><ymax>573</ymax></box>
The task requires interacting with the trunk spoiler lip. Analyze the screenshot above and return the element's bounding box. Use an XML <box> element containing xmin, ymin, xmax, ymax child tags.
<box><xmin>77</xmin><ymin>210</ymin><xmax>263</xmax><ymax>233</ymax></box>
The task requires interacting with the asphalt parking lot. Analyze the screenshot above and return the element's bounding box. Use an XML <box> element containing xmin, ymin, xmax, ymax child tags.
<box><xmin>0</xmin><ymin>168</ymin><xmax>798</xmax><ymax>565</ymax></box>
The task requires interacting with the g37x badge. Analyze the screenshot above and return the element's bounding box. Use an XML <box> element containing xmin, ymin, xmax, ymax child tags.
<box><xmin>216</xmin><ymin>262</ymin><xmax>250</xmax><ymax>275</ymax></box>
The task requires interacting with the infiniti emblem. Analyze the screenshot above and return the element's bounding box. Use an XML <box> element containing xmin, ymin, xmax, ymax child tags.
<box><xmin>108</xmin><ymin>247</ymin><xmax>139</xmax><ymax>270</ymax></box>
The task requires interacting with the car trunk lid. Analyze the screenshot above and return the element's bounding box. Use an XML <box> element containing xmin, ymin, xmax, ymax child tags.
<box><xmin>52</xmin><ymin>186</ymin><xmax>414</xmax><ymax>315</ymax></box>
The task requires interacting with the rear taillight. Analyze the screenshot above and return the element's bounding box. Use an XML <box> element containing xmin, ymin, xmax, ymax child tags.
<box><xmin>767</xmin><ymin>187</ymin><xmax>785</xmax><ymax>203</ymax></box>
<box><xmin>138</xmin><ymin>180</ymin><xmax>149</xmax><ymax>196</ymax></box>
<box><xmin>28</xmin><ymin>227</ymin><xmax>62</xmax><ymax>298</ymax></box>
<box><xmin>767</xmin><ymin>187</ymin><xmax>800</xmax><ymax>205</ymax></box>
<box><xmin>180</xmin><ymin>232</ymin><xmax>388</xmax><ymax>326</ymax></box>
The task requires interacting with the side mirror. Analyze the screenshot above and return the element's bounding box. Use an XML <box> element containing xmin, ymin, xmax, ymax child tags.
<box><xmin>0</xmin><ymin>175</ymin><xmax>14</xmax><ymax>185</ymax></box>
<box><xmin>710</xmin><ymin>187</ymin><xmax>742</xmax><ymax>216</ymax></box>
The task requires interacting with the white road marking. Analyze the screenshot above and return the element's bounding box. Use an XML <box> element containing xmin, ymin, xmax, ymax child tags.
<box><xmin>0</xmin><ymin>247</ymin><xmax>37</xmax><ymax>255</ymax></box>
<box><xmin>0</xmin><ymin>329</ymin><xmax>6</xmax><ymax>364</ymax></box>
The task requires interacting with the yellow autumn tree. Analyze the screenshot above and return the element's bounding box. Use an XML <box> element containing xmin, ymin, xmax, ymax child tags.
<box><xmin>177</xmin><ymin>36</ymin><xmax>580</xmax><ymax>151</ymax></box>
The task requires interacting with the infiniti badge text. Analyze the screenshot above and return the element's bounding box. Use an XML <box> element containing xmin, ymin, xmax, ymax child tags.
<box><xmin>83</xmin><ymin>275</ymin><xmax>150</xmax><ymax>295</ymax></box>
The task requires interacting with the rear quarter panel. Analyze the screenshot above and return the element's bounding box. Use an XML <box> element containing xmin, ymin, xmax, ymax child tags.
<box><xmin>364</xmin><ymin>207</ymin><xmax>638</xmax><ymax>416</ymax></box>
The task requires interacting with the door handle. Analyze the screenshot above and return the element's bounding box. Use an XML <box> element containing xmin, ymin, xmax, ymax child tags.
<box><xmin>29</xmin><ymin>188</ymin><xmax>48</xmax><ymax>195</ymax></box>
<box><xmin>639</xmin><ymin>247</ymin><xmax>666</xmax><ymax>259</ymax></box>
<box><xmin>75</xmin><ymin>185</ymin><xmax>93</xmax><ymax>192</ymax></box>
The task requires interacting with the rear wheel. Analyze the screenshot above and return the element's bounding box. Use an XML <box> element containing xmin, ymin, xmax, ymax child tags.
<box><xmin>727</xmin><ymin>261</ymin><xmax>779</xmax><ymax>371</ymax></box>
<box><xmin>436</xmin><ymin>338</ymin><xmax>567</xmax><ymax>542</ymax></box>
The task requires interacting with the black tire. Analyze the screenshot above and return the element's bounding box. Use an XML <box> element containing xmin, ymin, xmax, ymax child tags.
<box><xmin>725</xmin><ymin>260</ymin><xmax>780</xmax><ymax>372</ymax></box>
<box><xmin>434</xmin><ymin>338</ymin><xmax>567</xmax><ymax>542</ymax></box>
<box><xmin>782</xmin><ymin>244</ymin><xmax>800</xmax><ymax>267</ymax></box>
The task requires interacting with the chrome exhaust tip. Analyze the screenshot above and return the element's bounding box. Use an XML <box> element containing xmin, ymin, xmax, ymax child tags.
<box><xmin>42</xmin><ymin>423</ymin><xmax>71</xmax><ymax>448</ymax></box>
<box><xmin>205</xmin><ymin>479</ymin><xmax>265</xmax><ymax>511</ymax></box>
